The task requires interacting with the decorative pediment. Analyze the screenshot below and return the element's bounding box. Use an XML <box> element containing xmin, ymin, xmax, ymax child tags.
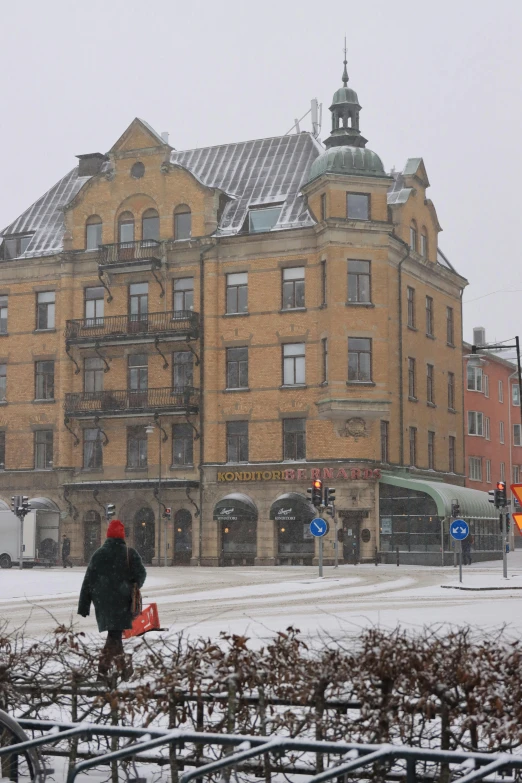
<box><xmin>109</xmin><ymin>118</ymin><xmax>169</xmax><ymax>155</ymax></box>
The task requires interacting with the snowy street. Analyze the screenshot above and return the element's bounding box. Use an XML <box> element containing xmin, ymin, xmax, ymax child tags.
<box><xmin>2</xmin><ymin>552</ymin><xmax>522</xmax><ymax>639</ymax></box>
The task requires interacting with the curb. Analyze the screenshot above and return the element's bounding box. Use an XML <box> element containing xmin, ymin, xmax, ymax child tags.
<box><xmin>441</xmin><ymin>585</ymin><xmax>522</xmax><ymax>591</ymax></box>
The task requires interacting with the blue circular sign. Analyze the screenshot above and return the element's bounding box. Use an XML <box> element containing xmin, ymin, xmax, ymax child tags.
<box><xmin>450</xmin><ymin>519</ymin><xmax>469</xmax><ymax>541</ymax></box>
<box><xmin>310</xmin><ymin>518</ymin><xmax>329</xmax><ymax>537</ymax></box>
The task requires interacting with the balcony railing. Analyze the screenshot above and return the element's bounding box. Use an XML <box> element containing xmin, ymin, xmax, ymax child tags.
<box><xmin>99</xmin><ymin>240</ymin><xmax>161</xmax><ymax>267</ymax></box>
<box><xmin>65</xmin><ymin>311</ymin><xmax>198</xmax><ymax>344</ymax></box>
<box><xmin>64</xmin><ymin>386</ymin><xmax>199</xmax><ymax>418</ymax></box>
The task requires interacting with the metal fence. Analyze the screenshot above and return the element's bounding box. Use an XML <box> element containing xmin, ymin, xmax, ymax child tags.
<box><xmin>64</xmin><ymin>386</ymin><xmax>199</xmax><ymax>417</ymax></box>
<box><xmin>99</xmin><ymin>240</ymin><xmax>161</xmax><ymax>266</ymax></box>
<box><xmin>65</xmin><ymin>311</ymin><xmax>199</xmax><ymax>343</ymax></box>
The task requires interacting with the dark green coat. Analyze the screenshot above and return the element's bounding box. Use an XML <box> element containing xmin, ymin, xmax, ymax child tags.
<box><xmin>78</xmin><ymin>538</ymin><xmax>147</xmax><ymax>632</ymax></box>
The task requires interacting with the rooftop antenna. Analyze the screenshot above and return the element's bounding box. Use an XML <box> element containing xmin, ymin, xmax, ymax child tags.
<box><xmin>285</xmin><ymin>99</ymin><xmax>322</xmax><ymax>137</ymax></box>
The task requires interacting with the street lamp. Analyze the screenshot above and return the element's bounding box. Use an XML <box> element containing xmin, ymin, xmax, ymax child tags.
<box><xmin>146</xmin><ymin>416</ymin><xmax>169</xmax><ymax>567</ymax></box>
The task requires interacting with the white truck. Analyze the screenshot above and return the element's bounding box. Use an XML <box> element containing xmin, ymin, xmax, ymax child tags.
<box><xmin>0</xmin><ymin>510</ymin><xmax>59</xmax><ymax>568</ymax></box>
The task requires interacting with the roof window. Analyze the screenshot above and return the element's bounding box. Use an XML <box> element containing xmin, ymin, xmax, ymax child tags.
<box><xmin>248</xmin><ymin>206</ymin><xmax>282</xmax><ymax>234</ymax></box>
<box><xmin>2</xmin><ymin>234</ymin><xmax>33</xmax><ymax>260</ymax></box>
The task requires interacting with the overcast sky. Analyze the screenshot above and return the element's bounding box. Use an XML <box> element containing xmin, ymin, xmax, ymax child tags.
<box><xmin>1</xmin><ymin>0</ymin><xmax>520</xmax><ymax>348</ymax></box>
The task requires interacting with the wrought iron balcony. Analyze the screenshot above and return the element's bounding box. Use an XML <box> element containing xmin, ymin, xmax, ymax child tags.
<box><xmin>64</xmin><ymin>386</ymin><xmax>199</xmax><ymax>419</ymax></box>
<box><xmin>65</xmin><ymin>310</ymin><xmax>198</xmax><ymax>345</ymax></box>
<box><xmin>99</xmin><ymin>240</ymin><xmax>161</xmax><ymax>270</ymax></box>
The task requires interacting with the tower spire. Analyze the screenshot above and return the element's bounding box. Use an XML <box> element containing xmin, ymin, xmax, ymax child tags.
<box><xmin>342</xmin><ymin>36</ymin><xmax>348</xmax><ymax>86</ymax></box>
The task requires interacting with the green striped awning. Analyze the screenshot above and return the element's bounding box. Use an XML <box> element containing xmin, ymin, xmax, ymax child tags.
<box><xmin>380</xmin><ymin>474</ymin><xmax>497</xmax><ymax>520</ymax></box>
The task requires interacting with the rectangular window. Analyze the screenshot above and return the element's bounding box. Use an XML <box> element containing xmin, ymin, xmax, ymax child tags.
<box><xmin>500</xmin><ymin>461</ymin><xmax>506</xmax><ymax>481</ymax></box>
<box><xmin>322</xmin><ymin>338</ymin><xmax>328</xmax><ymax>384</ymax></box>
<box><xmin>321</xmin><ymin>260</ymin><xmax>327</xmax><ymax>305</ymax></box>
<box><xmin>283</xmin><ymin>418</ymin><xmax>306</xmax><ymax>461</ymax></box>
<box><xmin>514</xmin><ymin>465</ymin><xmax>520</xmax><ymax>484</ymax></box>
<box><xmin>3</xmin><ymin>235</ymin><xmax>31</xmax><ymax>260</ymax></box>
<box><xmin>174</xmin><ymin>210</ymin><xmax>191</xmax><ymax>240</ymax></box>
<box><xmin>468</xmin><ymin>411</ymin><xmax>484</xmax><ymax>436</ymax></box>
<box><xmin>84</xmin><ymin>286</ymin><xmax>104</xmax><ymax>325</ymax></box>
<box><xmin>127</xmin><ymin>426</ymin><xmax>147</xmax><ymax>468</ymax></box>
<box><xmin>425</xmin><ymin>296</ymin><xmax>434</xmax><ymax>336</ymax></box>
<box><xmin>514</xmin><ymin>424</ymin><xmax>522</xmax><ymax>447</ymax></box>
<box><xmin>248</xmin><ymin>206</ymin><xmax>282</xmax><ymax>233</ymax></box>
<box><xmin>449</xmin><ymin>436</ymin><xmax>456</xmax><ymax>473</ymax></box>
<box><xmin>467</xmin><ymin>365</ymin><xmax>483</xmax><ymax>391</ymax></box>
<box><xmin>86</xmin><ymin>222</ymin><xmax>102</xmax><ymax>251</ymax></box>
<box><xmin>128</xmin><ymin>354</ymin><xmax>148</xmax><ymax>390</ymax></box>
<box><xmin>499</xmin><ymin>380</ymin><xmax>504</xmax><ymax>402</ymax></box>
<box><xmin>0</xmin><ymin>296</ymin><xmax>8</xmax><ymax>334</ymax></box>
<box><xmin>282</xmin><ymin>267</ymin><xmax>305</xmax><ymax>310</ymax></box>
<box><xmin>35</xmin><ymin>430</ymin><xmax>53</xmax><ymax>469</ymax></box>
<box><xmin>380</xmin><ymin>420</ymin><xmax>389</xmax><ymax>463</ymax></box>
<box><xmin>469</xmin><ymin>457</ymin><xmax>482</xmax><ymax>482</ymax></box>
<box><xmin>83</xmin><ymin>428</ymin><xmax>103</xmax><ymax>469</ymax></box>
<box><xmin>283</xmin><ymin>343</ymin><xmax>305</xmax><ymax>386</ymax></box>
<box><xmin>320</xmin><ymin>193</ymin><xmax>327</xmax><ymax>221</ymax></box>
<box><xmin>346</xmin><ymin>193</ymin><xmax>370</xmax><ymax>220</ymax></box>
<box><xmin>35</xmin><ymin>360</ymin><xmax>54</xmax><ymax>400</ymax></box>
<box><xmin>226</xmin><ymin>272</ymin><xmax>248</xmax><ymax>314</ymax></box>
<box><xmin>408</xmin><ymin>357</ymin><xmax>416</xmax><ymax>399</ymax></box>
<box><xmin>129</xmin><ymin>282</ymin><xmax>148</xmax><ymax>325</ymax></box>
<box><xmin>226</xmin><ymin>347</ymin><xmax>248</xmax><ymax>389</ymax></box>
<box><xmin>173</xmin><ymin>351</ymin><xmax>194</xmax><ymax>388</ymax></box>
<box><xmin>448</xmin><ymin>372</ymin><xmax>455</xmax><ymax>410</ymax></box>
<box><xmin>348</xmin><ymin>337</ymin><xmax>372</xmax><ymax>383</ymax></box>
<box><xmin>36</xmin><ymin>291</ymin><xmax>55</xmax><ymax>330</ymax></box>
<box><xmin>409</xmin><ymin>426</ymin><xmax>417</xmax><ymax>467</ymax></box>
<box><xmin>446</xmin><ymin>307</ymin><xmax>454</xmax><ymax>346</ymax></box>
<box><xmin>0</xmin><ymin>364</ymin><xmax>6</xmax><ymax>401</ymax></box>
<box><xmin>173</xmin><ymin>278</ymin><xmax>194</xmax><ymax>312</ymax></box>
<box><xmin>500</xmin><ymin>421</ymin><xmax>505</xmax><ymax>444</ymax></box>
<box><xmin>0</xmin><ymin>431</ymin><xmax>5</xmax><ymax>469</ymax></box>
<box><xmin>226</xmin><ymin>420</ymin><xmax>248</xmax><ymax>463</ymax></box>
<box><xmin>172</xmin><ymin>423</ymin><xmax>193</xmax><ymax>466</ymax></box>
<box><xmin>513</xmin><ymin>384</ymin><xmax>520</xmax><ymax>406</ymax></box>
<box><xmin>420</xmin><ymin>233</ymin><xmax>427</xmax><ymax>259</ymax></box>
<box><xmin>407</xmin><ymin>287</ymin><xmax>415</xmax><ymax>328</ymax></box>
<box><xmin>84</xmin><ymin>357</ymin><xmax>104</xmax><ymax>393</ymax></box>
<box><xmin>485</xmin><ymin>416</ymin><xmax>491</xmax><ymax>441</ymax></box>
<box><xmin>484</xmin><ymin>374</ymin><xmax>489</xmax><ymax>398</ymax></box>
<box><xmin>348</xmin><ymin>260</ymin><xmax>371</xmax><ymax>303</ymax></box>
<box><xmin>486</xmin><ymin>459</ymin><xmax>491</xmax><ymax>483</ymax></box>
<box><xmin>428</xmin><ymin>431</ymin><xmax>435</xmax><ymax>470</ymax></box>
<box><xmin>427</xmin><ymin>364</ymin><xmax>435</xmax><ymax>404</ymax></box>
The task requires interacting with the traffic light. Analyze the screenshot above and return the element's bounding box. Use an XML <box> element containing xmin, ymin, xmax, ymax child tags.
<box><xmin>324</xmin><ymin>487</ymin><xmax>336</xmax><ymax>516</ymax></box>
<box><xmin>488</xmin><ymin>490</ymin><xmax>496</xmax><ymax>505</ymax></box>
<box><xmin>163</xmin><ymin>507</ymin><xmax>172</xmax><ymax>520</ymax></box>
<box><xmin>451</xmin><ymin>501</ymin><xmax>460</xmax><ymax>518</ymax></box>
<box><xmin>11</xmin><ymin>495</ymin><xmax>20</xmax><ymax>515</ymax></box>
<box><xmin>11</xmin><ymin>495</ymin><xmax>31</xmax><ymax>518</ymax></box>
<box><xmin>307</xmin><ymin>479</ymin><xmax>323</xmax><ymax>508</ymax></box>
<box><xmin>20</xmin><ymin>497</ymin><xmax>30</xmax><ymax>516</ymax></box>
<box><xmin>105</xmin><ymin>503</ymin><xmax>116</xmax><ymax>521</ymax></box>
<box><xmin>495</xmin><ymin>482</ymin><xmax>508</xmax><ymax>508</ymax></box>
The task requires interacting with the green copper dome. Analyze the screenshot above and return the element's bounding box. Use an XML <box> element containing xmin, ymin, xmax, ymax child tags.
<box><xmin>331</xmin><ymin>86</ymin><xmax>360</xmax><ymax>106</ymax></box>
<box><xmin>307</xmin><ymin>146</ymin><xmax>385</xmax><ymax>183</ymax></box>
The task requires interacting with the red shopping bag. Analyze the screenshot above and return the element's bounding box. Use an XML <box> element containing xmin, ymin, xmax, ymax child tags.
<box><xmin>123</xmin><ymin>603</ymin><xmax>161</xmax><ymax>638</ymax></box>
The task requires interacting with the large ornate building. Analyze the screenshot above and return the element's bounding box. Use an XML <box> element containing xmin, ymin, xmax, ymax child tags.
<box><xmin>0</xmin><ymin>60</ymin><xmax>498</xmax><ymax>567</ymax></box>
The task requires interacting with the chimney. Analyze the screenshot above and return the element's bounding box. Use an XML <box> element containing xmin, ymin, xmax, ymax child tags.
<box><xmin>76</xmin><ymin>153</ymin><xmax>109</xmax><ymax>177</ymax></box>
<box><xmin>473</xmin><ymin>326</ymin><xmax>486</xmax><ymax>347</ymax></box>
<box><xmin>161</xmin><ymin>132</ymin><xmax>169</xmax><ymax>145</ymax></box>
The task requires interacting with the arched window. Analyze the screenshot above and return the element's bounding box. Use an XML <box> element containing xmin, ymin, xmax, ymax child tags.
<box><xmin>420</xmin><ymin>228</ymin><xmax>428</xmax><ymax>259</ymax></box>
<box><xmin>142</xmin><ymin>208</ymin><xmax>159</xmax><ymax>242</ymax></box>
<box><xmin>409</xmin><ymin>220</ymin><xmax>417</xmax><ymax>253</ymax></box>
<box><xmin>85</xmin><ymin>215</ymin><xmax>102</xmax><ymax>250</ymax></box>
<box><xmin>174</xmin><ymin>205</ymin><xmax>191</xmax><ymax>241</ymax></box>
<box><xmin>118</xmin><ymin>211</ymin><xmax>135</xmax><ymax>244</ymax></box>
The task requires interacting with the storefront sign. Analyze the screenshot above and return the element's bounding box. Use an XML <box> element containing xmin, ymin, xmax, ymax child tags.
<box><xmin>217</xmin><ymin>467</ymin><xmax>381</xmax><ymax>483</ymax></box>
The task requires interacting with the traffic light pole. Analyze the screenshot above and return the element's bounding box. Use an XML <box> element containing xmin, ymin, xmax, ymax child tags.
<box><xmin>502</xmin><ymin>510</ymin><xmax>508</xmax><ymax>579</ymax></box>
<box><xmin>333</xmin><ymin>505</ymin><xmax>338</xmax><ymax>569</ymax></box>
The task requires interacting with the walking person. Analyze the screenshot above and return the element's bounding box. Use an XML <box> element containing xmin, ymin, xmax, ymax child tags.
<box><xmin>462</xmin><ymin>535</ymin><xmax>473</xmax><ymax>566</ymax></box>
<box><xmin>77</xmin><ymin>519</ymin><xmax>146</xmax><ymax>679</ymax></box>
<box><xmin>61</xmin><ymin>534</ymin><xmax>73</xmax><ymax>568</ymax></box>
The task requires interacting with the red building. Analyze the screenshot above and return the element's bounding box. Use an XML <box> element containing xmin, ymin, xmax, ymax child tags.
<box><xmin>463</xmin><ymin>329</ymin><xmax>522</xmax><ymax>505</ymax></box>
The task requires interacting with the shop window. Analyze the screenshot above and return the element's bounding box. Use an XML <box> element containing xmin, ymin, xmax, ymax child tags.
<box><xmin>226</xmin><ymin>421</ymin><xmax>248</xmax><ymax>463</ymax></box>
<box><xmin>348</xmin><ymin>338</ymin><xmax>372</xmax><ymax>383</ymax></box>
<box><xmin>449</xmin><ymin>436</ymin><xmax>456</xmax><ymax>473</ymax></box>
<box><xmin>174</xmin><ymin>205</ymin><xmax>192</xmax><ymax>240</ymax></box>
<box><xmin>283</xmin><ymin>418</ymin><xmax>306</xmax><ymax>461</ymax></box>
<box><xmin>448</xmin><ymin>372</ymin><xmax>455</xmax><ymax>410</ymax></box>
<box><xmin>408</xmin><ymin>357</ymin><xmax>416</xmax><ymax>399</ymax></box>
<box><xmin>248</xmin><ymin>206</ymin><xmax>281</xmax><ymax>233</ymax></box>
<box><xmin>173</xmin><ymin>278</ymin><xmax>194</xmax><ymax>312</ymax></box>
<box><xmin>83</xmin><ymin>428</ymin><xmax>103</xmax><ymax>469</ymax></box>
<box><xmin>172</xmin><ymin>423</ymin><xmax>193</xmax><ymax>466</ymax></box>
<box><xmin>468</xmin><ymin>411</ymin><xmax>484</xmax><ymax>436</ymax></box>
<box><xmin>84</xmin><ymin>286</ymin><xmax>104</xmax><ymax>325</ymax></box>
<box><xmin>173</xmin><ymin>351</ymin><xmax>193</xmax><ymax>389</ymax></box>
<box><xmin>425</xmin><ymin>296</ymin><xmax>434</xmax><ymax>336</ymax></box>
<box><xmin>35</xmin><ymin>360</ymin><xmax>54</xmax><ymax>400</ymax></box>
<box><xmin>127</xmin><ymin>426</ymin><xmax>147</xmax><ymax>468</ymax></box>
<box><xmin>226</xmin><ymin>347</ymin><xmax>248</xmax><ymax>389</ymax></box>
<box><xmin>282</xmin><ymin>267</ymin><xmax>305</xmax><ymax>310</ymax></box>
<box><xmin>35</xmin><ymin>430</ymin><xmax>53</xmax><ymax>470</ymax></box>
<box><xmin>283</xmin><ymin>343</ymin><xmax>305</xmax><ymax>386</ymax></box>
<box><xmin>36</xmin><ymin>291</ymin><xmax>55</xmax><ymax>330</ymax></box>
<box><xmin>380</xmin><ymin>420</ymin><xmax>389</xmax><ymax>463</ymax></box>
<box><xmin>407</xmin><ymin>287</ymin><xmax>415</xmax><ymax>328</ymax></box>
<box><xmin>85</xmin><ymin>215</ymin><xmax>102</xmax><ymax>250</ymax></box>
<box><xmin>142</xmin><ymin>208</ymin><xmax>159</xmax><ymax>241</ymax></box>
<box><xmin>348</xmin><ymin>260</ymin><xmax>371</xmax><ymax>303</ymax></box>
<box><xmin>346</xmin><ymin>193</ymin><xmax>369</xmax><ymax>220</ymax></box>
<box><xmin>84</xmin><ymin>357</ymin><xmax>104</xmax><ymax>393</ymax></box>
<box><xmin>469</xmin><ymin>457</ymin><xmax>482</xmax><ymax>482</ymax></box>
<box><xmin>226</xmin><ymin>272</ymin><xmax>248</xmax><ymax>314</ymax></box>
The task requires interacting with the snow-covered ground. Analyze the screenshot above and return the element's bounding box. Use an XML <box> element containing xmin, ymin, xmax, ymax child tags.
<box><xmin>2</xmin><ymin>552</ymin><xmax>522</xmax><ymax>639</ymax></box>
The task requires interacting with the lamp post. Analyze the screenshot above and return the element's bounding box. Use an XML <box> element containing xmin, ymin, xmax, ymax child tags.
<box><xmin>146</xmin><ymin>416</ymin><xmax>169</xmax><ymax>567</ymax></box>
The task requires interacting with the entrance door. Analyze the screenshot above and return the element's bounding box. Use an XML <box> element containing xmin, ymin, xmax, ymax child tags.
<box><xmin>339</xmin><ymin>512</ymin><xmax>364</xmax><ymax>564</ymax></box>
<box><xmin>221</xmin><ymin>520</ymin><xmax>256</xmax><ymax>565</ymax></box>
<box><xmin>174</xmin><ymin>509</ymin><xmax>192</xmax><ymax>565</ymax></box>
<box><xmin>134</xmin><ymin>507</ymin><xmax>155</xmax><ymax>564</ymax></box>
<box><xmin>84</xmin><ymin>513</ymin><xmax>101</xmax><ymax>563</ymax></box>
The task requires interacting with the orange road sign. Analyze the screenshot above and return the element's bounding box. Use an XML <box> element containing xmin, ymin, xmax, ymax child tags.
<box><xmin>510</xmin><ymin>484</ymin><xmax>522</xmax><ymax>532</ymax></box>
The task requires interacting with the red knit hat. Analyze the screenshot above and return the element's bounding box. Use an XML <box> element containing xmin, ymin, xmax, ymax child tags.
<box><xmin>107</xmin><ymin>519</ymin><xmax>125</xmax><ymax>539</ymax></box>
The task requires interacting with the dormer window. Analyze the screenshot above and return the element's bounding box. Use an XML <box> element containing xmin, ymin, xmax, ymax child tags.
<box><xmin>410</xmin><ymin>221</ymin><xmax>418</xmax><ymax>252</ymax></box>
<box><xmin>3</xmin><ymin>234</ymin><xmax>32</xmax><ymax>260</ymax></box>
<box><xmin>346</xmin><ymin>193</ymin><xmax>369</xmax><ymax>221</ymax></box>
<box><xmin>85</xmin><ymin>216</ymin><xmax>102</xmax><ymax>250</ymax></box>
<box><xmin>248</xmin><ymin>206</ymin><xmax>282</xmax><ymax>234</ymax></box>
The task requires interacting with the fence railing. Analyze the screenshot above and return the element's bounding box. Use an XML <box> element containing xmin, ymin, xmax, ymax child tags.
<box><xmin>64</xmin><ymin>386</ymin><xmax>199</xmax><ymax>416</ymax></box>
<box><xmin>65</xmin><ymin>310</ymin><xmax>198</xmax><ymax>343</ymax></box>
<box><xmin>99</xmin><ymin>239</ymin><xmax>161</xmax><ymax>266</ymax></box>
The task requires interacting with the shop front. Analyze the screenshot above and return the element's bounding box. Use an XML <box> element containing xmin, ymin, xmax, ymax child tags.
<box><xmin>270</xmin><ymin>492</ymin><xmax>316</xmax><ymax>565</ymax></box>
<box><xmin>213</xmin><ymin>493</ymin><xmax>258</xmax><ymax>566</ymax></box>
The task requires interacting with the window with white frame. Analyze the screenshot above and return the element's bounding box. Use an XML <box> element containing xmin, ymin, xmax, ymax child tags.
<box><xmin>283</xmin><ymin>343</ymin><xmax>305</xmax><ymax>386</ymax></box>
<box><xmin>485</xmin><ymin>416</ymin><xmax>490</xmax><ymax>440</ymax></box>
<box><xmin>484</xmin><ymin>374</ymin><xmax>489</xmax><ymax>398</ymax></box>
<box><xmin>469</xmin><ymin>457</ymin><xmax>482</xmax><ymax>482</ymax></box>
<box><xmin>468</xmin><ymin>411</ymin><xmax>484</xmax><ymax>436</ymax></box>
<box><xmin>500</xmin><ymin>421</ymin><xmax>505</xmax><ymax>444</ymax></box>
<box><xmin>486</xmin><ymin>459</ymin><xmax>492</xmax><ymax>483</ymax></box>
<box><xmin>500</xmin><ymin>462</ymin><xmax>505</xmax><ymax>481</ymax></box>
<box><xmin>514</xmin><ymin>424</ymin><xmax>522</xmax><ymax>447</ymax></box>
<box><xmin>513</xmin><ymin>384</ymin><xmax>520</xmax><ymax>406</ymax></box>
<box><xmin>467</xmin><ymin>365</ymin><xmax>483</xmax><ymax>391</ymax></box>
<box><xmin>499</xmin><ymin>380</ymin><xmax>504</xmax><ymax>402</ymax></box>
<box><xmin>513</xmin><ymin>465</ymin><xmax>520</xmax><ymax>484</ymax></box>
